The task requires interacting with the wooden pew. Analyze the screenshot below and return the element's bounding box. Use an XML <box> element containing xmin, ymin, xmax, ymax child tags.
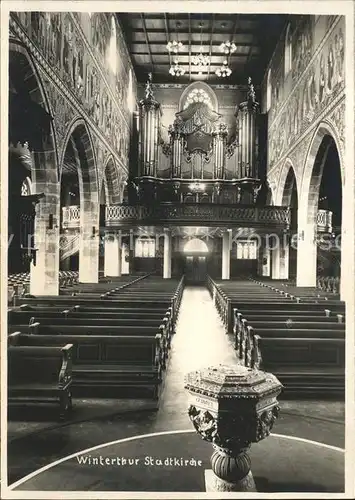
<box><xmin>9</xmin><ymin>332</ymin><xmax>163</xmax><ymax>400</ymax></box>
<box><xmin>252</xmin><ymin>335</ymin><xmax>345</xmax><ymax>397</ymax></box>
<box><xmin>20</xmin><ymin>322</ymin><xmax>170</xmax><ymax>367</ymax></box>
<box><xmin>8</xmin><ymin>343</ymin><xmax>73</xmax><ymax>419</ymax></box>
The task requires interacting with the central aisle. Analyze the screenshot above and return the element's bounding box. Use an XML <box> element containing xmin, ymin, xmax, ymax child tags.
<box><xmin>151</xmin><ymin>286</ymin><xmax>239</xmax><ymax>431</ymax></box>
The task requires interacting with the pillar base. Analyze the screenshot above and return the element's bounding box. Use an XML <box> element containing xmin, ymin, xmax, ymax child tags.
<box><xmin>204</xmin><ymin>469</ymin><xmax>256</xmax><ymax>492</ymax></box>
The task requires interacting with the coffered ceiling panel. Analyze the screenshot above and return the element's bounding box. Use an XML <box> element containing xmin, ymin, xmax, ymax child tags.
<box><xmin>117</xmin><ymin>13</ymin><xmax>288</xmax><ymax>84</ymax></box>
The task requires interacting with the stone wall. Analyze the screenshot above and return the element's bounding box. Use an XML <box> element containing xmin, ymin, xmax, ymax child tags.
<box><xmin>9</xmin><ymin>11</ymin><xmax>137</xmax><ymax>191</ymax></box>
<box><xmin>261</xmin><ymin>15</ymin><xmax>345</xmax><ymax>202</ymax></box>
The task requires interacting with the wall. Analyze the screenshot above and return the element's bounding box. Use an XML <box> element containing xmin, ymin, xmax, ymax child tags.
<box><xmin>262</xmin><ymin>15</ymin><xmax>345</xmax><ymax>202</ymax></box>
<box><xmin>9</xmin><ymin>11</ymin><xmax>138</xmax><ymax>191</ymax></box>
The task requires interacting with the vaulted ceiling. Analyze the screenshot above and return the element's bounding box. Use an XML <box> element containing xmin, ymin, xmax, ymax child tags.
<box><xmin>117</xmin><ymin>13</ymin><xmax>288</xmax><ymax>85</ymax></box>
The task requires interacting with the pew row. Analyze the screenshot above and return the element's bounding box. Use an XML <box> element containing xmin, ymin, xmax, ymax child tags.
<box><xmin>8</xmin><ymin>344</ymin><xmax>73</xmax><ymax>419</ymax></box>
<box><xmin>9</xmin><ymin>332</ymin><xmax>163</xmax><ymax>400</ymax></box>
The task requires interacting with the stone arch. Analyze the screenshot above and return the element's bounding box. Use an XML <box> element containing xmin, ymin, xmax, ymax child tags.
<box><xmin>101</xmin><ymin>156</ymin><xmax>123</xmax><ymax>204</ymax></box>
<box><xmin>179</xmin><ymin>82</ymin><xmax>218</xmax><ymax>112</ymax></box>
<box><xmin>60</xmin><ymin>118</ymin><xmax>99</xmax><ymax>282</ymax></box>
<box><xmin>9</xmin><ymin>39</ymin><xmax>59</xmax><ymax>182</ymax></box>
<box><xmin>263</xmin><ymin>180</ymin><xmax>274</xmax><ymax>205</ymax></box>
<box><xmin>60</xmin><ymin>117</ymin><xmax>98</xmax><ymax>203</ymax></box>
<box><xmin>301</xmin><ymin>122</ymin><xmax>342</xmax><ymax>225</ymax></box>
<box><xmin>8</xmin><ymin>40</ymin><xmax>60</xmax><ymax>292</ymax></box>
<box><xmin>274</xmin><ymin>159</ymin><xmax>299</xmax><ymax>206</ymax></box>
<box><xmin>281</xmin><ymin>161</ymin><xmax>298</xmax><ymax>207</ymax></box>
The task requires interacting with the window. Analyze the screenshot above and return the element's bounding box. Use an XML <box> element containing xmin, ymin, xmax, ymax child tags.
<box><xmin>284</xmin><ymin>24</ymin><xmax>292</xmax><ymax>77</ymax></box>
<box><xmin>107</xmin><ymin>16</ymin><xmax>117</xmax><ymax>75</ymax></box>
<box><xmin>127</xmin><ymin>69</ymin><xmax>134</xmax><ymax>113</ymax></box>
<box><xmin>266</xmin><ymin>69</ymin><xmax>272</xmax><ymax>112</ymax></box>
<box><xmin>184</xmin><ymin>87</ymin><xmax>212</xmax><ymax>109</ymax></box>
<box><xmin>236</xmin><ymin>240</ymin><xmax>257</xmax><ymax>260</ymax></box>
<box><xmin>135</xmin><ymin>238</ymin><xmax>155</xmax><ymax>258</ymax></box>
<box><xmin>21</xmin><ymin>177</ymin><xmax>32</xmax><ymax>196</ymax></box>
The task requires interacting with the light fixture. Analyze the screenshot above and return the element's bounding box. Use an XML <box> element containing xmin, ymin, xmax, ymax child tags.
<box><xmin>215</xmin><ymin>60</ymin><xmax>232</xmax><ymax>78</ymax></box>
<box><xmin>166</xmin><ymin>40</ymin><xmax>184</xmax><ymax>53</ymax></box>
<box><xmin>189</xmin><ymin>181</ymin><xmax>206</xmax><ymax>192</ymax></box>
<box><xmin>169</xmin><ymin>59</ymin><xmax>185</xmax><ymax>77</ymax></box>
<box><xmin>192</xmin><ymin>22</ymin><xmax>210</xmax><ymax>73</ymax></box>
<box><xmin>219</xmin><ymin>41</ymin><xmax>237</xmax><ymax>55</ymax></box>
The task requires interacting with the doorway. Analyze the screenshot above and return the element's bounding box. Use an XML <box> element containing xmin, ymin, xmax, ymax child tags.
<box><xmin>185</xmin><ymin>255</ymin><xmax>207</xmax><ymax>284</ymax></box>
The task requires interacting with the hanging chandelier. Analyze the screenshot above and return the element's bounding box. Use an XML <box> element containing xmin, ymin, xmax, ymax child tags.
<box><xmin>169</xmin><ymin>59</ymin><xmax>185</xmax><ymax>77</ymax></box>
<box><xmin>166</xmin><ymin>40</ymin><xmax>184</xmax><ymax>53</ymax></box>
<box><xmin>219</xmin><ymin>41</ymin><xmax>237</xmax><ymax>55</ymax></box>
<box><xmin>192</xmin><ymin>21</ymin><xmax>210</xmax><ymax>74</ymax></box>
<box><xmin>215</xmin><ymin>60</ymin><xmax>232</xmax><ymax>78</ymax></box>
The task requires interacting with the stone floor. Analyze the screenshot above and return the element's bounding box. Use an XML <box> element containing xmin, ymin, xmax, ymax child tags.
<box><xmin>7</xmin><ymin>286</ymin><xmax>345</xmax><ymax>488</ymax></box>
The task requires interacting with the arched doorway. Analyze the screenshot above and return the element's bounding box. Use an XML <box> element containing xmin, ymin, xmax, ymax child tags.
<box><xmin>60</xmin><ymin>120</ymin><xmax>99</xmax><ymax>283</ymax></box>
<box><xmin>298</xmin><ymin>124</ymin><xmax>343</xmax><ymax>289</ymax></box>
<box><xmin>314</xmin><ymin>137</ymin><xmax>342</xmax><ymax>282</ymax></box>
<box><xmin>59</xmin><ymin>138</ymin><xmax>81</xmax><ymax>272</ymax></box>
<box><xmin>183</xmin><ymin>238</ymin><xmax>209</xmax><ymax>284</ymax></box>
<box><xmin>281</xmin><ymin>163</ymin><xmax>298</xmax><ymax>279</ymax></box>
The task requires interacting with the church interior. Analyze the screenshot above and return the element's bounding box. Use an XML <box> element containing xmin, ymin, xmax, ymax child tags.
<box><xmin>4</xmin><ymin>8</ymin><xmax>352</xmax><ymax>496</ymax></box>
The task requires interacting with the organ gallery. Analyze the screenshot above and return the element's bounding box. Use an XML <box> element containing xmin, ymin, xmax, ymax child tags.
<box><xmin>3</xmin><ymin>6</ymin><xmax>352</xmax><ymax>498</ymax></box>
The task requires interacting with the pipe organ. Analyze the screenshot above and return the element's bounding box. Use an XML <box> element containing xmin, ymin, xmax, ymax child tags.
<box><xmin>135</xmin><ymin>77</ymin><xmax>263</xmax><ymax>205</ymax></box>
<box><xmin>138</xmin><ymin>73</ymin><xmax>161</xmax><ymax>178</ymax></box>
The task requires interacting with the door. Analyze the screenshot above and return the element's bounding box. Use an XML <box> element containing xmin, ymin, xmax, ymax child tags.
<box><xmin>185</xmin><ymin>255</ymin><xmax>207</xmax><ymax>284</ymax></box>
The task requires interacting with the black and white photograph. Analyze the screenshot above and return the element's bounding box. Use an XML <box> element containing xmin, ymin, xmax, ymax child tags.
<box><xmin>1</xmin><ymin>0</ymin><xmax>354</xmax><ymax>497</ymax></box>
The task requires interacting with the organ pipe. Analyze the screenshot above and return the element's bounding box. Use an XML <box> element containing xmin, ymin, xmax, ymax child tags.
<box><xmin>236</xmin><ymin>77</ymin><xmax>260</xmax><ymax>179</ymax></box>
<box><xmin>138</xmin><ymin>74</ymin><xmax>161</xmax><ymax>178</ymax></box>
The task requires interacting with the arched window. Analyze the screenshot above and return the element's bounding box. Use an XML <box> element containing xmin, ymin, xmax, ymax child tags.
<box><xmin>135</xmin><ymin>238</ymin><xmax>156</xmax><ymax>258</ymax></box>
<box><xmin>236</xmin><ymin>240</ymin><xmax>257</xmax><ymax>259</ymax></box>
<box><xmin>183</xmin><ymin>87</ymin><xmax>212</xmax><ymax>109</ymax></box>
<box><xmin>284</xmin><ymin>23</ymin><xmax>292</xmax><ymax>77</ymax></box>
<box><xmin>266</xmin><ymin>69</ymin><xmax>272</xmax><ymax>112</ymax></box>
<box><xmin>107</xmin><ymin>16</ymin><xmax>117</xmax><ymax>75</ymax></box>
<box><xmin>21</xmin><ymin>177</ymin><xmax>32</xmax><ymax>196</ymax></box>
<box><xmin>127</xmin><ymin>68</ymin><xmax>134</xmax><ymax>113</ymax></box>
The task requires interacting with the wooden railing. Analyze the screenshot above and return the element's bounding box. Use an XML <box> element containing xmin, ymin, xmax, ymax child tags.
<box><xmin>105</xmin><ymin>203</ymin><xmax>291</xmax><ymax>229</ymax></box>
<box><xmin>62</xmin><ymin>206</ymin><xmax>80</xmax><ymax>229</ymax></box>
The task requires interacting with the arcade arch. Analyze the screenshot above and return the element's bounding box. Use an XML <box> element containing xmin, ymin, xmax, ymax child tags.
<box><xmin>8</xmin><ymin>43</ymin><xmax>59</xmax><ymax>293</ymax></box>
<box><xmin>297</xmin><ymin>124</ymin><xmax>343</xmax><ymax>290</ymax></box>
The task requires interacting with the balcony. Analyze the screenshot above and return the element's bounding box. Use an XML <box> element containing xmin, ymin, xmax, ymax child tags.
<box><xmin>104</xmin><ymin>203</ymin><xmax>291</xmax><ymax>229</ymax></box>
<box><xmin>62</xmin><ymin>206</ymin><xmax>80</xmax><ymax>229</ymax></box>
<box><xmin>61</xmin><ymin>204</ymin><xmax>336</xmax><ymax>233</ymax></box>
<box><xmin>316</xmin><ymin>209</ymin><xmax>333</xmax><ymax>233</ymax></box>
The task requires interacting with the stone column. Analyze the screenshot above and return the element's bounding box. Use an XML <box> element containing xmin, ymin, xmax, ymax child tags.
<box><xmin>296</xmin><ymin>201</ymin><xmax>317</xmax><ymax>287</ymax></box>
<box><xmin>163</xmin><ymin>229</ymin><xmax>172</xmax><ymax>279</ymax></box>
<box><xmin>271</xmin><ymin>235</ymin><xmax>289</xmax><ymax>280</ymax></box>
<box><xmin>271</xmin><ymin>245</ymin><xmax>280</xmax><ymax>279</ymax></box>
<box><xmin>257</xmin><ymin>238</ymin><xmax>271</xmax><ymax>277</ymax></box>
<box><xmin>79</xmin><ymin>200</ymin><xmax>100</xmax><ymax>283</ymax></box>
<box><xmin>104</xmin><ymin>231</ymin><xmax>122</xmax><ymax>277</ymax></box>
<box><xmin>340</xmin><ymin>169</ymin><xmax>350</xmax><ymax>300</ymax></box>
<box><xmin>30</xmin><ymin>153</ymin><xmax>60</xmax><ymax>296</ymax></box>
<box><xmin>279</xmin><ymin>236</ymin><xmax>289</xmax><ymax>280</ymax></box>
<box><xmin>222</xmin><ymin>230</ymin><xmax>231</xmax><ymax>280</ymax></box>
